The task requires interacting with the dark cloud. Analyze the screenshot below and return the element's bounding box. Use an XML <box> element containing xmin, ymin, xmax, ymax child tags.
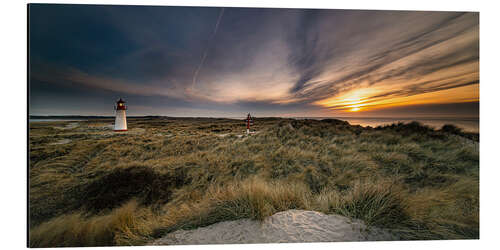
<box><xmin>28</xmin><ymin>5</ymin><xmax>479</xmax><ymax>117</ymax></box>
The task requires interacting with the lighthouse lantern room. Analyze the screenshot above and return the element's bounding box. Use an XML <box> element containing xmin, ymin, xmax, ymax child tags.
<box><xmin>114</xmin><ymin>98</ymin><xmax>128</xmax><ymax>131</ymax></box>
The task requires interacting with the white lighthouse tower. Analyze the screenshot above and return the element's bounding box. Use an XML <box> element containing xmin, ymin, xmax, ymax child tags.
<box><xmin>114</xmin><ymin>98</ymin><xmax>128</xmax><ymax>131</ymax></box>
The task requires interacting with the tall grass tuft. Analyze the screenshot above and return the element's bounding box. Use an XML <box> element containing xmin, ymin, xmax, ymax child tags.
<box><xmin>153</xmin><ymin>178</ymin><xmax>311</xmax><ymax>237</ymax></box>
<box><xmin>29</xmin><ymin>200</ymin><xmax>157</xmax><ymax>247</ymax></box>
<box><xmin>315</xmin><ymin>180</ymin><xmax>409</xmax><ymax>228</ymax></box>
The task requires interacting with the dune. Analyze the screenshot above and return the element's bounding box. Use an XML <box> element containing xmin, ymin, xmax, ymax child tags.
<box><xmin>151</xmin><ymin>209</ymin><xmax>398</xmax><ymax>245</ymax></box>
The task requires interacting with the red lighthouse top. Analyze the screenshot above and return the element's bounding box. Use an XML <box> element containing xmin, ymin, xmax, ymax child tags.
<box><xmin>246</xmin><ymin>113</ymin><xmax>253</xmax><ymax>129</ymax></box>
<box><xmin>115</xmin><ymin>98</ymin><xmax>127</xmax><ymax>110</ymax></box>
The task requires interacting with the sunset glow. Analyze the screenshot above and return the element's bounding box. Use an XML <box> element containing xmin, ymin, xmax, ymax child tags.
<box><xmin>29</xmin><ymin>6</ymin><xmax>479</xmax><ymax>118</ymax></box>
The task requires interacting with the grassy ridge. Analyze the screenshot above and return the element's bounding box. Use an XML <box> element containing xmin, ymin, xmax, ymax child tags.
<box><xmin>28</xmin><ymin>118</ymin><xmax>479</xmax><ymax>247</ymax></box>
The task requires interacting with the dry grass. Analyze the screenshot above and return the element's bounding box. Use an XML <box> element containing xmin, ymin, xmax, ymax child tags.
<box><xmin>29</xmin><ymin>118</ymin><xmax>479</xmax><ymax>246</ymax></box>
<box><xmin>153</xmin><ymin>177</ymin><xmax>311</xmax><ymax>237</ymax></box>
<box><xmin>315</xmin><ymin>180</ymin><xmax>409</xmax><ymax>228</ymax></box>
<box><xmin>29</xmin><ymin>200</ymin><xmax>158</xmax><ymax>247</ymax></box>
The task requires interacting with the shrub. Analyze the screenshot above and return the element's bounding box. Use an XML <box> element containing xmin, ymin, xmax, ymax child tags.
<box><xmin>80</xmin><ymin>166</ymin><xmax>190</xmax><ymax>212</ymax></box>
<box><xmin>441</xmin><ymin>124</ymin><xmax>463</xmax><ymax>134</ymax></box>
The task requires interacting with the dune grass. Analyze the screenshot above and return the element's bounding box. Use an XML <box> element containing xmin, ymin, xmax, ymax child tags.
<box><xmin>28</xmin><ymin>118</ymin><xmax>479</xmax><ymax>247</ymax></box>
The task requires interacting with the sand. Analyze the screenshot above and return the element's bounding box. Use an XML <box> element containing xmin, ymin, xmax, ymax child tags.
<box><xmin>151</xmin><ymin>209</ymin><xmax>398</xmax><ymax>245</ymax></box>
<box><xmin>50</xmin><ymin>139</ymin><xmax>72</xmax><ymax>145</ymax></box>
<box><xmin>53</xmin><ymin>122</ymin><xmax>80</xmax><ymax>130</ymax></box>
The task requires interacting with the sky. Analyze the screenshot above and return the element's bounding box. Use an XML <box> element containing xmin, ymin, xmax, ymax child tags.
<box><xmin>28</xmin><ymin>4</ymin><xmax>479</xmax><ymax>118</ymax></box>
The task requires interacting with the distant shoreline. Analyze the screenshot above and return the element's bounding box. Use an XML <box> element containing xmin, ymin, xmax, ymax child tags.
<box><xmin>29</xmin><ymin>115</ymin><xmax>479</xmax><ymax>133</ymax></box>
<box><xmin>29</xmin><ymin>115</ymin><xmax>479</xmax><ymax>120</ymax></box>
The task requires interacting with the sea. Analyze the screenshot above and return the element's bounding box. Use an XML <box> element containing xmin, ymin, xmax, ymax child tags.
<box><xmin>29</xmin><ymin>119</ymin><xmax>88</xmax><ymax>122</ymax></box>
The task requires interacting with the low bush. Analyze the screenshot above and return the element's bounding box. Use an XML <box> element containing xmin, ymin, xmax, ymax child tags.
<box><xmin>80</xmin><ymin>166</ymin><xmax>190</xmax><ymax>212</ymax></box>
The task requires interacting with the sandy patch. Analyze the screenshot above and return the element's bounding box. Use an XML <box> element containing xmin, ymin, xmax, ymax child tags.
<box><xmin>105</xmin><ymin>128</ymin><xmax>146</xmax><ymax>135</ymax></box>
<box><xmin>50</xmin><ymin>139</ymin><xmax>71</xmax><ymax>145</ymax></box>
<box><xmin>65</xmin><ymin>122</ymin><xmax>79</xmax><ymax>129</ymax></box>
<box><xmin>126</xmin><ymin>128</ymin><xmax>145</xmax><ymax>134</ymax></box>
<box><xmin>155</xmin><ymin>133</ymin><xmax>174</xmax><ymax>137</ymax></box>
<box><xmin>151</xmin><ymin>210</ymin><xmax>397</xmax><ymax>245</ymax></box>
<box><xmin>101</xmin><ymin>124</ymin><xmax>114</xmax><ymax>130</ymax></box>
<box><xmin>86</xmin><ymin>127</ymin><xmax>146</xmax><ymax>138</ymax></box>
<box><xmin>53</xmin><ymin>122</ymin><xmax>80</xmax><ymax>130</ymax></box>
<box><xmin>83</xmin><ymin>124</ymin><xmax>114</xmax><ymax>133</ymax></box>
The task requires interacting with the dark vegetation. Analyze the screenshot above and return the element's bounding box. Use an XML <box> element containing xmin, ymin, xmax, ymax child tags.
<box><xmin>29</xmin><ymin>117</ymin><xmax>479</xmax><ymax>247</ymax></box>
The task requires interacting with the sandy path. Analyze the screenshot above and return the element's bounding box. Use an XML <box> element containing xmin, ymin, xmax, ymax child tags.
<box><xmin>53</xmin><ymin>122</ymin><xmax>80</xmax><ymax>130</ymax></box>
<box><xmin>50</xmin><ymin>139</ymin><xmax>71</xmax><ymax>145</ymax></box>
<box><xmin>151</xmin><ymin>210</ymin><xmax>397</xmax><ymax>245</ymax></box>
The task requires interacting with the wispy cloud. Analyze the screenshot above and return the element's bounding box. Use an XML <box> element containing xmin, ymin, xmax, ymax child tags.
<box><xmin>192</xmin><ymin>7</ymin><xmax>225</xmax><ymax>88</ymax></box>
<box><xmin>283</xmin><ymin>11</ymin><xmax>478</xmax><ymax>112</ymax></box>
<box><xmin>29</xmin><ymin>6</ymin><xmax>479</xmax><ymax>116</ymax></box>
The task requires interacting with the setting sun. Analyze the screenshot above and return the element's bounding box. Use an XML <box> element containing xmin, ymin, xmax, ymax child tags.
<box><xmin>315</xmin><ymin>88</ymin><xmax>375</xmax><ymax>112</ymax></box>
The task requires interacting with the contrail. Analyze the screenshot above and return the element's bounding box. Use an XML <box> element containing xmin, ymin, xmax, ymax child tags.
<box><xmin>192</xmin><ymin>7</ymin><xmax>225</xmax><ymax>87</ymax></box>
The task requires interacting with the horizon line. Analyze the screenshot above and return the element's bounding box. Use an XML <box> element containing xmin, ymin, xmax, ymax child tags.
<box><xmin>29</xmin><ymin>114</ymin><xmax>480</xmax><ymax>120</ymax></box>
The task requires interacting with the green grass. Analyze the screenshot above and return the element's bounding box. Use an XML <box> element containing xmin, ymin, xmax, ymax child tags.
<box><xmin>29</xmin><ymin>118</ymin><xmax>479</xmax><ymax>247</ymax></box>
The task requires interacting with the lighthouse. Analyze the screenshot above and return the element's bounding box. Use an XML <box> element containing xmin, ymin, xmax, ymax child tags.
<box><xmin>246</xmin><ymin>113</ymin><xmax>253</xmax><ymax>134</ymax></box>
<box><xmin>114</xmin><ymin>98</ymin><xmax>127</xmax><ymax>131</ymax></box>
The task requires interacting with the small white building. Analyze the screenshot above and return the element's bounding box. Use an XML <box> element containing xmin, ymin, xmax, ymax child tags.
<box><xmin>114</xmin><ymin>98</ymin><xmax>127</xmax><ymax>131</ymax></box>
